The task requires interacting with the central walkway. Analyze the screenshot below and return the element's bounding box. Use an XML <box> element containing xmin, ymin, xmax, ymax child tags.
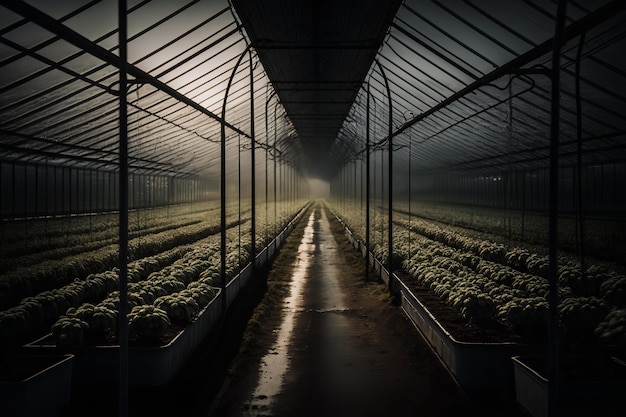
<box><xmin>244</xmin><ymin>208</ymin><xmax>358</xmax><ymax>416</ymax></box>
<box><xmin>214</xmin><ymin>205</ymin><xmax>501</xmax><ymax>417</ymax></box>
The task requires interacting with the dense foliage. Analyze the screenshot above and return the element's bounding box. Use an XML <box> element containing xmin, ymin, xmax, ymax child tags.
<box><xmin>336</xmin><ymin>204</ymin><xmax>626</xmax><ymax>346</ymax></box>
<box><xmin>0</xmin><ymin>201</ymin><xmax>307</xmax><ymax>348</ymax></box>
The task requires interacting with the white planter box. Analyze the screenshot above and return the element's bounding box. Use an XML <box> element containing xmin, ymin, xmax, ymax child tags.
<box><xmin>0</xmin><ymin>354</ymin><xmax>73</xmax><ymax>417</ymax></box>
<box><xmin>26</xmin><ymin>290</ymin><xmax>221</xmax><ymax>386</ymax></box>
<box><xmin>399</xmin><ymin>283</ymin><xmax>541</xmax><ymax>393</ymax></box>
<box><xmin>512</xmin><ymin>355</ymin><xmax>626</xmax><ymax>417</ymax></box>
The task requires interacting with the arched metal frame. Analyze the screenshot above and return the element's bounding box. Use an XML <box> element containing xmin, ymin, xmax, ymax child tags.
<box><xmin>220</xmin><ymin>42</ymin><xmax>255</xmax><ymax>304</ymax></box>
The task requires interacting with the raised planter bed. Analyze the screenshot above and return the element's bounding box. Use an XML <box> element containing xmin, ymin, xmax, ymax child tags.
<box><xmin>336</xmin><ymin>223</ymin><xmax>541</xmax><ymax>396</ymax></box>
<box><xmin>25</xmin><ymin>289</ymin><xmax>221</xmax><ymax>386</ymax></box>
<box><xmin>20</xmin><ymin>205</ymin><xmax>310</xmax><ymax>387</ymax></box>
<box><xmin>398</xmin><ymin>279</ymin><xmax>542</xmax><ymax>393</ymax></box>
<box><xmin>336</xmin><ymin>215</ymin><xmax>542</xmax><ymax>394</ymax></box>
<box><xmin>512</xmin><ymin>355</ymin><xmax>626</xmax><ymax>417</ymax></box>
<box><xmin>0</xmin><ymin>354</ymin><xmax>73</xmax><ymax>417</ymax></box>
<box><xmin>333</xmin><ymin>209</ymin><xmax>626</xmax><ymax>405</ymax></box>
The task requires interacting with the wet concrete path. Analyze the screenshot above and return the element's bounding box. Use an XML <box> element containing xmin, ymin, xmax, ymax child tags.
<box><xmin>214</xmin><ymin>205</ymin><xmax>497</xmax><ymax>417</ymax></box>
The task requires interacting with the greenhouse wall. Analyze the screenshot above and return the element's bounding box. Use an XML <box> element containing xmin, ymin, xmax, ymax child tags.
<box><xmin>0</xmin><ymin>160</ymin><xmax>222</xmax><ymax>219</ymax></box>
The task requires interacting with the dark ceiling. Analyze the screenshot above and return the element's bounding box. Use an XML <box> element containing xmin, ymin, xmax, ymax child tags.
<box><xmin>230</xmin><ymin>0</ymin><xmax>403</xmax><ymax>178</ymax></box>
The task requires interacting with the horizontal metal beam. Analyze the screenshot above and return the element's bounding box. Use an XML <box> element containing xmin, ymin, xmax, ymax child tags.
<box><xmin>276</xmin><ymin>87</ymin><xmax>356</xmax><ymax>91</ymax></box>
<box><xmin>288</xmin><ymin>114</ymin><xmax>347</xmax><ymax>118</ymax></box>
<box><xmin>280</xmin><ymin>100</ymin><xmax>353</xmax><ymax>104</ymax></box>
<box><xmin>271</xmin><ymin>80</ymin><xmax>362</xmax><ymax>84</ymax></box>
<box><xmin>0</xmin><ymin>0</ymin><xmax>251</xmax><ymax>139</ymax></box>
<box><xmin>255</xmin><ymin>40</ymin><xmax>378</xmax><ymax>50</ymax></box>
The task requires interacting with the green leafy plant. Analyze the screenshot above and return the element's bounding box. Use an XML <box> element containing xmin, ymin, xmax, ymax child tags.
<box><xmin>51</xmin><ymin>316</ymin><xmax>89</xmax><ymax>346</ymax></box>
<box><xmin>127</xmin><ymin>305</ymin><xmax>170</xmax><ymax>344</ymax></box>
<box><xmin>595</xmin><ymin>308</ymin><xmax>626</xmax><ymax>346</ymax></box>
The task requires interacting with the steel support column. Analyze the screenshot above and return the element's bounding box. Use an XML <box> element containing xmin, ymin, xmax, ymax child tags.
<box><xmin>548</xmin><ymin>1</ymin><xmax>568</xmax><ymax>416</ymax></box>
<box><xmin>221</xmin><ymin>43</ymin><xmax>255</xmax><ymax>312</ymax></box>
<box><xmin>365</xmin><ymin>82</ymin><xmax>371</xmax><ymax>281</ymax></box>
<box><xmin>264</xmin><ymin>91</ymin><xmax>276</xmax><ymax>245</ymax></box>
<box><xmin>117</xmin><ymin>1</ymin><xmax>129</xmax><ymax>416</ymax></box>
<box><xmin>376</xmin><ymin>60</ymin><xmax>394</xmax><ymax>295</ymax></box>
<box><xmin>273</xmin><ymin>102</ymin><xmax>278</xmax><ymax>238</ymax></box>
<box><xmin>249</xmin><ymin>50</ymin><xmax>256</xmax><ymax>266</ymax></box>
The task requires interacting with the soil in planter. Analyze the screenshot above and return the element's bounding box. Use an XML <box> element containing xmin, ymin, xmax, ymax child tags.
<box><xmin>397</xmin><ymin>271</ymin><xmax>524</xmax><ymax>344</ymax></box>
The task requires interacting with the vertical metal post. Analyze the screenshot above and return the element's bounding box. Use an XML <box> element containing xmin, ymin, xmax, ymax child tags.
<box><xmin>35</xmin><ymin>164</ymin><xmax>39</xmax><ymax>218</ymax></box>
<box><xmin>408</xmin><ymin>127</ymin><xmax>412</xmax><ymax>259</ymax></box>
<box><xmin>365</xmin><ymin>82</ymin><xmax>371</xmax><ymax>280</ymax></box>
<box><xmin>249</xmin><ymin>51</ymin><xmax>256</xmax><ymax>266</ymax></box>
<box><xmin>117</xmin><ymin>1</ymin><xmax>129</xmax><ymax>416</ymax></box>
<box><xmin>221</xmin><ymin>44</ymin><xmax>253</xmax><ymax>310</ymax></box>
<box><xmin>61</xmin><ymin>166</ymin><xmax>65</xmax><ymax>215</ymax></box>
<box><xmin>279</xmin><ymin>152</ymin><xmax>283</xmax><ymax>224</ymax></box>
<box><xmin>273</xmin><ymin>102</ymin><xmax>278</xmax><ymax>237</ymax></box>
<box><xmin>264</xmin><ymin>92</ymin><xmax>275</xmax><ymax>246</ymax></box>
<box><xmin>11</xmin><ymin>162</ymin><xmax>15</xmax><ymax>219</ymax></box>
<box><xmin>376</xmin><ymin>60</ymin><xmax>394</xmax><ymax>295</ymax></box>
<box><xmin>548</xmin><ymin>2</ymin><xmax>568</xmax><ymax>416</ymax></box>
<box><xmin>220</xmin><ymin>117</ymin><xmax>226</xmax><ymax>313</ymax></box>
<box><xmin>575</xmin><ymin>32</ymin><xmax>586</xmax><ymax>274</ymax></box>
<box><xmin>238</xmin><ymin>133</ymin><xmax>242</xmax><ymax>264</ymax></box>
<box><xmin>354</xmin><ymin>158</ymin><xmax>357</xmax><ymax>225</ymax></box>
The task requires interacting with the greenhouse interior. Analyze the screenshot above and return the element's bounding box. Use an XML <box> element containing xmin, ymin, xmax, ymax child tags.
<box><xmin>1</xmin><ymin>0</ymin><xmax>625</xmax><ymax>416</ymax></box>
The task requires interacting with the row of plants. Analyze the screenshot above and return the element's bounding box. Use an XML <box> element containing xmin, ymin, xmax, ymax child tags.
<box><xmin>1</xmin><ymin>196</ymin><xmax>302</xmax><ymax>257</ymax></box>
<box><xmin>0</xmin><ymin>202</ymin><xmax>228</xmax><ymax>274</ymax></box>
<box><xmin>0</xmin><ymin>197</ymin><xmax>299</xmax><ymax>302</ymax></box>
<box><xmin>333</xmin><ymin>205</ymin><xmax>626</xmax><ymax>346</ymax></box>
<box><xmin>0</xmin><ymin>206</ymin><xmax>249</xmax><ymax>310</ymax></box>
<box><xmin>46</xmin><ymin>215</ymin><xmax>275</xmax><ymax>347</ymax></box>
<box><xmin>0</xmin><ymin>202</ymin><xmax>219</xmax><ymax>264</ymax></box>
<box><xmin>394</xmin><ymin>201</ymin><xmax>626</xmax><ymax>259</ymax></box>
<box><xmin>50</xmin><ymin>240</ymin><xmax>225</xmax><ymax>346</ymax></box>
<box><xmin>0</xmin><ymin>200</ymin><xmax>221</xmax><ymax>245</ymax></box>
<box><xmin>394</xmin><ymin>216</ymin><xmax>625</xmax><ymax>302</ymax></box>
<box><xmin>0</xmin><ymin>244</ymin><xmax>194</xmax><ymax>348</ymax></box>
<box><xmin>0</xmin><ymin>200</ymin><xmax>309</xmax><ymax>349</ymax></box>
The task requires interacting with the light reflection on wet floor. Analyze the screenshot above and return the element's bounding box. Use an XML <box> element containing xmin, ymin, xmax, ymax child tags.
<box><xmin>242</xmin><ymin>208</ymin><xmax>349</xmax><ymax>416</ymax></box>
<box><xmin>242</xmin><ymin>210</ymin><xmax>317</xmax><ymax>415</ymax></box>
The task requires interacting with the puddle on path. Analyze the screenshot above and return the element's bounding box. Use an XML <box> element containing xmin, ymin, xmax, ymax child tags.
<box><xmin>242</xmin><ymin>210</ymin><xmax>317</xmax><ymax>415</ymax></box>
